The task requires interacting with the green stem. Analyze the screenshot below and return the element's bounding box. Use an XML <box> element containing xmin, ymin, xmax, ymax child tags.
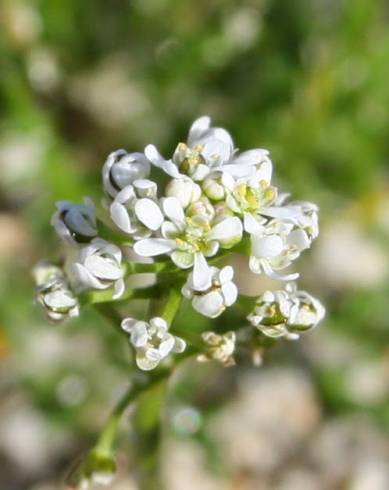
<box><xmin>161</xmin><ymin>288</ymin><xmax>182</xmax><ymax>326</ymax></box>
<box><xmin>93</xmin><ymin>368</ymin><xmax>170</xmax><ymax>457</ymax></box>
<box><xmin>132</xmin><ymin>377</ymin><xmax>168</xmax><ymax>490</ymax></box>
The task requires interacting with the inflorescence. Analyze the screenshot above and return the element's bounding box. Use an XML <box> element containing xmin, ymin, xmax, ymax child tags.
<box><xmin>34</xmin><ymin>116</ymin><xmax>325</xmax><ymax>370</ymax></box>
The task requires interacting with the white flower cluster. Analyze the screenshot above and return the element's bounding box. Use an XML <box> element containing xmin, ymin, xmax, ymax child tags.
<box><xmin>247</xmin><ymin>282</ymin><xmax>325</xmax><ymax>340</ymax></box>
<box><xmin>35</xmin><ymin>116</ymin><xmax>324</xmax><ymax>370</ymax></box>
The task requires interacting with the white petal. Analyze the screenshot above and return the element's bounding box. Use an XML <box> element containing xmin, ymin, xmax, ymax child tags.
<box><xmin>103</xmin><ymin>242</ymin><xmax>122</xmax><ymax>263</ymax></box>
<box><xmin>261</xmin><ymin>260</ymin><xmax>299</xmax><ymax>281</ymax></box>
<box><xmin>219</xmin><ymin>265</ymin><xmax>234</xmax><ymax>284</ymax></box>
<box><xmin>145</xmin><ymin>348</ymin><xmax>161</xmax><ymax>361</ymax></box>
<box><xmin>192</xmin><ymin>253</ymin><xmax>212</xmax><ymax>291</ymax></box>
<box><xmin>84</xmin><ymin>255</ymin><xmax>123</xmax><ymax>280</ymax></box>
<box><xmin>173</xmin><ymin>337</ymin><xmax>186</xmax><ymax>353</ymax></box>
<box><xmin>44</xmin><ymin>291</ymin><xmax>77</xmax><ymax>309</ymax></box>
<box><xmin>208</xmin><ymin>217</ymin><xmax>242</xmax><ymax>244</ymax></box>
<box><xmin>121</xmin><ymin>317</ymin><xmax>137</xmax><ymax>333</ymax></box>
<box><xmin>203</xmin><ymin>240</ymin><xmax>219</xmax><ymax>257</ymax></box>
<box><xmin>161</xmin><ymin>221</ymin><xmax>179</xmax><ymax>239</ymax></box>
<box><xmin>251</xmin><ymin>234</ymin><xmax>284</xmax><ymax>258</ymax></box>
<box><xmin>149</xmin><ymin>317</ymin><xmax>167</xmax><ymax>331</ymax></box>
<box><xmin>228</xmin><ymin>149</ymin><xmax>272</xmax><ymax>180</ymax></box>
<box><xmin>243</xmin><ymin>213</ymin><xmax>263</xmax><ymax>234</ymax></box>
<box><xmin>162</xmin><ymin>197</ymin><xmax>185</xmax><ymax>227</ymax></box>
<box><xmin>110</xmin><ymin>202</ymin><xmax>133</xmax><ymax>234</ymax></box>
<box><xmin>115</xmin><ymin>185</ymin><xmax>135</xmax><ymax>204</ymax></box>
<box><xmin>136</xmin><ymin>353</ymin><xmax>159</xmax><ymax>371</ymax></box>
<box><xmin>113</xmin><ymin>278</ymin><xmax>125</xmax><ymax>299</ymax></box>
<box><xmin>134</xmin><ymin>238</ymin><xmax>176</xmax><ymax>257</ymax></box>
<box><xmin>71</xmin><ymin>263</ymin><xmax>105</xmax><ymax>290</ymax></box>
<box><xmin>159</xmin><ymin>336</ymin><xmax>175</xmax><ymax>357</ymax></box>
<box><xmin>133</xmin><ymin>179</ymin><xmax>157</xmax><ymax>198</ymax></box>
<box><xmin>171</xmin><ymin>250</ymin><xmax>194</xmax><ymax>269</ymax></box>
<box><xmin>145</xmin><ymin>144</ymin><xmax>181</xmax><ymax>178</ymax></box>
<box><xmin>187</xmin><ymin>116</ymin><xmax>211</xmax><ymax>146</ymax></box>
<box><xmin>130</xmin><ymin>322</ymin><xmax>149</xmax><ymax>347</ymax></box>
<box><xmin>220</xmin><ymin>163</ymin><xmax>256</xmax><ymax>178</ymax></box>
<box><xmin>65</xmin><ymin>208</ymin><xmax>96</xmax><ymax>236</ymax></box>
<box><xmin>181</xmin><ymin>283</ymin><xmax>192</xmax><ymax>299</ymax></box>
<box><xmin>255</xmin><ymin>158</ymin><xmax>273</xmax><ymax>183</ymax></box>
<box><xmin>221</xmin><ymin>282</ymin><xmax>238</xmax><ymax>306</ymax></box>
<box><xmin>202</xmin><ymin>139</ymin><xmax>230</xmax><ymax>166</ymax></box>
<box><xmin>135</xmin><ymin>198</ymin><xmax>164</xmax><ymax>231</ymax></box>
<box><xmin>211</xmin><ymin>127</ymin><xmax>234</xmax><ymax>148</ymax></box>
<box><xmin>221</xmin><ymin>171</ymin><xmax>235</xmax><ymax>191</ymax></box>
<box><xmin>287</xmin><ymin>229</ymin><xmax>311</xmax><ymax>251</ymax></box>
<box><xmin>192</xmin><ymin>292</ymin><xmax>224</xmax><ymax>318</ymax></box>
<box><xmin>191</xmin><ymin>163</ymin><xmax>211</xmax><ymax>181</ymax></box>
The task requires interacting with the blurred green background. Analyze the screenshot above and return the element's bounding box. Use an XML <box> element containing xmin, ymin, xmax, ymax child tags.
<box><xmin>1</xmin><ymin>0</ymin><xmax>389</xmax><ymax>489</ymax></box>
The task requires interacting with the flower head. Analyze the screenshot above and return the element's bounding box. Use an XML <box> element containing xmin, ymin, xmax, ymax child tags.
<box><xmin>102</xmin><ymin>149</ymin><xmax>151</xmax><ymax>199</ymax></box>
<box><xmin>33</xmin><ymin>262</ymin><xmax>79</xmax><ymax>322</ymax></box>
<box><xmin>134</xmin><ymin>196</ymin><xmax>242</xmax><ymax>270</ymax></box>
<box><xmin>69</xmin><ymin>238</ymin><xmax>125</xmax><ymax>299</ymax></box>
<box><xmin>51</xmin><ymin>198</ymin><xmax>97</xmax><ymax>245</ymax></box>
<box><xmin>262</xmin><ymin>200</ymin><xmax>319</xmax><ymax>240</ymax></box>
<box><xmin>145</xmin><ymin>116</ymin><xmax>271</xmax><ymax>181</ymax></box>
<box><xmin>121</xmin><ymin>317</ymin><xmax>186</xmax><ymax>370</ymax></box>
<box><xmin>182</xmin><ymin>264</ymin><xmax>238</xmax><ymax>318</ymax></box>
<box><xmin>223</xmin><ymin>169</ymin><xmax>278</xmax><ymax>234</ymax></box>
<box><xmin>247</xmin><ymin>282</ymin><xmax>325</xmax><ymax>339</ymax></box>
<box><xmin>249</xmin><ymin>219</ymin><xmax>312</xmax><ymax>280</ymax></box>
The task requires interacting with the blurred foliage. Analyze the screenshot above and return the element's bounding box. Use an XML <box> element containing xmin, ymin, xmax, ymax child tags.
<box><xmin>0</xmin><ymin>0</ymin><xmax>389</xmax><ymax>488</ymax></box>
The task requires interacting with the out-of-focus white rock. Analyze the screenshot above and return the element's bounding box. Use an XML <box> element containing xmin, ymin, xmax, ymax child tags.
<box><xmin>162</xmin><ymin>440</ymin><xmax>224</xmax><ymax>490</ymax></box>
<box><xmin>312</xmin><ymin>219</ymin><xmax>387</xmax><ymax>289</ymax></box>
<box><xmin>209</xmin><ymin>368</ymin><xmax>320</xmax><ymax>474</ymax></box>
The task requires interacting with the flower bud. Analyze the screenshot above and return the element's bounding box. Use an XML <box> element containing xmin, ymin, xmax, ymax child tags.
<box><xmin>197</xmin><ymin>331</ymin><xmax>236</xmax><ymax>367</ymax></box>
<box><xmin>33</xmin><ymin>262</ymin><xmax>79</xmax><ymax>322</ymax></box>
<box><xmin>51</xmin><ymin>198</ymin><xmax>97</xmax><ymax>245</ymax></box>
<box><xmin>66</xmin><ymin>452</ymin><xmax>116</xmax><ymax>489</ymax></box>
<box><xmin>186</xmin><ymin>196</ymin><xmax>215</xmax><ymax>223</ymax></box>
<box><xmin>202</xmin><ymin>174</ymin><xmax>227</xmax><ymax>201</ymax></box>
<box><xmin>165</xmin><ymin>177</ymin><xmax>201</xmax><ymax>208</ymax></box>
<box><xmin>102</xmin><ymin>149</ymin><xmax>151</xmax><ymax>199</ymax></box>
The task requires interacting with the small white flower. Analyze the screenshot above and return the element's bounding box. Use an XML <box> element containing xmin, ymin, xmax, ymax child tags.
<box><xmin>262</xmin><ymin>200</ymin><xmax>319</xmax><ymax>240</ymax></box>
<box><xmin>247</xmin><ymin>282</ymin><xmax>325</xmax><ymax>339</ymax></box>
<box><xmin>133</xmin><ymin>196</ymin><xmax>243</xmax><ymax>269</ymax></box>
<box><xmin>69</xmin><ymin>238</ymin><xmax>125</xmax><ymax>299</ymax></box>
<box><xmin>33</xmin><ymin>262</ymin><xmax>79</xmax><ymax>322</ymax></box>
<box><xmin>222</xmin><ymin>169</ymin><xmax>278</xmax><ymax>234</ymax></box>
<box><xmin>165</xmin><ymin>177</ymin><xmax>202</xmax><ymax>208</ymax></box>
<box><xmin>197</xmin><ymin>331</ymin><xmax>236</xmax><ymax>366</ymax></box>
<box><xmin>249</xmin><ymin>219</ymin><xmax>312</xmax><ymax>280</ymax></box>
<box><xmin>102</xmin><ymin>149</ymin><xmax>151</xmax><ymax>199</ymax></box>
<box><xmin>145</xmin><ymin>116</ymin><xmax>271</xmax><ymax>181</ymax></box>
<box><xmin>121</xmin><ymin>316</ymin><xmax>186</xmax><ymax>370</ymax></box>
<box><xmin>182</xmin><ymin>263</ymin><xmax>238</xmax><ymax>318</ymax></box>
<box><xmin>51</xmin><ymin>197</ymin><xmax>97</xmax><ymax>245</ymax></box>
<box><xmin>109</xmin><ymin>179</ymin><xmax>163</xmax><ymax>239</ymax></box>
